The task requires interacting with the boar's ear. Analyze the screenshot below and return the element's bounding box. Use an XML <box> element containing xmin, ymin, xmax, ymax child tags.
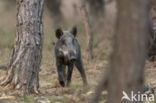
<box><xmin>56</xmin><ymin>28</ymin><xmax>63</xmax><ymax>39</ymax></box>
<box><xmin>71</xmin><ymin>26</ymin><xmax>77</xmax><ymax>37</ymax></box>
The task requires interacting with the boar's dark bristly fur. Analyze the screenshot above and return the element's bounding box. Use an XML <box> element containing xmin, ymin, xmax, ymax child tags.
<box><xmin>54</xmin><ymin>26</ymin><xmax>88</xmax><ymax>87</ymax></box>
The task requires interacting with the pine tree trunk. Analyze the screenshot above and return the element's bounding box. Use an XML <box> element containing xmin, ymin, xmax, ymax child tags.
<box><xmin>1</xmin><ymin>0</ymin><xmax>44</xmax><ymax>94</ymax></box>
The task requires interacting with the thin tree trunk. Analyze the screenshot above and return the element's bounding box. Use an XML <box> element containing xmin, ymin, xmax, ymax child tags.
<box><xmin>91</xmin><ymin>0</ymin><xmax>150</xmax><ymax>103</ymax></box>
<box><xmin>1</xmin><ymin>0</ymin><xmax>44</xmax><ymax>94</ymax></box>
<box><xmin>79</xmin><ymin>0</ymin><xmax>93</xmax><ymax>59</ymax></box>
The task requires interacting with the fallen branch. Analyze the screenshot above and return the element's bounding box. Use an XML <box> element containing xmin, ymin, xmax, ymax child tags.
<box><xmin>0</xmin><ymin>62</ymin><xmax>9</xmax><ymax>70</ymax></box>
<box><xmin>0</xmin><ymin>96</ymin><xmax>16</xmax><ymax>100</ymax></box>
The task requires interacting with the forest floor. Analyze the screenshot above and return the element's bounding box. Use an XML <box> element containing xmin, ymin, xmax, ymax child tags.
<box><xmin>0</xmin><ymin>24</ymin><xmax>111</xmax><ymax>103</ymax></box>
<box><xmin>0</xmin><ymin>25</ymin><xmax>155</xmax><ymax>103</ymax></box>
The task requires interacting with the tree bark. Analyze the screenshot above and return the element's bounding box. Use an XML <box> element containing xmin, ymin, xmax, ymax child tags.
<box><xmin>1</xmin><ymin>0</ymin><xmax>44</xmax><ymax>94</ymax></box>
<box><xmin>80</xmin><ymin>0</ymin><xmax>94</xmax><ymax>59</ymax></box>
<box><xmin>91</xmin><ymin>0</ymin><xmax>150</xmax><ymax>103</ymax></box>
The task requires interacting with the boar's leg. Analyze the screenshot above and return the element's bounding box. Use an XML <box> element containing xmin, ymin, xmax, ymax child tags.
<box><xmin>67</xmin><ymin>63</ymin><xmax>74</xmax><ymax>86</ymax></box>
<box><xmin>57</xmin><ymin>64</ymin><xmax>66</xmax><ymax>87</ymax></box>
<box><xmin>62</xmin><ymin>65</ymin><xmax>67</xmax><ymax>82</ymax></box>
<box><xmin>75</xmin><ymin>59</ymin><xmax>88</xmax><ymax>86</ymax></box>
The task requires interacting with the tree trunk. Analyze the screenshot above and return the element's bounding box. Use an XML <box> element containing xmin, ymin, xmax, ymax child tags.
<box><xmin>87</xmin><ymin>0</ymin><xmax>104</xmax><ymax>17</ymax></box>
<box><xmin>80</xmin><ymin>0</ymin><xmax>94</xmax><ymax>59</ymax></box>
<box><xmin>108</xmin><ymin>0</ymin><xmax>149</xmax><ymax>102</ymax></box>
<box><xmin>91</xmin><ymin>0</ymin><xmax>150</xmax><ymax>103</ymax></box>
<box><xmin>1</xmin><ymin>0</ymin><xmax>44</xmax><ymax>94</ymax></box>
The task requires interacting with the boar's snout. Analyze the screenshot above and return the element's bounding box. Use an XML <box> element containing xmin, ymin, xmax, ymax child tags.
<box><xmin>69</xmin><ymin>56</ymin><xmax>76</xmax><ymax>62</ymax></box>
<box><xmin>68</xmin><ymin>50</ymin><xmax>77</xmax><ymax>62</ymax></box>
<box><xmin>58</xmin><ymin>48</ymin><xmax>77</xmax><ymax>62</ymax></box>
